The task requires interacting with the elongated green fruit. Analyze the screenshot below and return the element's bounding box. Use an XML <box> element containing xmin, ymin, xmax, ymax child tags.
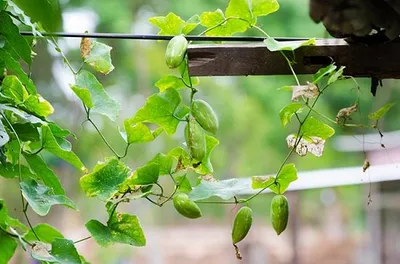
<box><xmin>271</xmin><ymin>194</ymin><xmax>289</xmax><ymax>235</ymax></box>
<box><xmin>173</xmin><ymin>193</ymin><xmax>202</xmax><ymax>219</ymax></box>
<box><xmin>232</xmin><ymin>206</ymin><xmax>253</xmax><ymax>244</ymax></box>
<box><xmin>185</xmin><ymin>119</ymin><xmax>206</xmax><ymax>161</ymax></box>
<box><xmin>192</xmin><ymin>99</ymin><xmax>219</xmax><ymax>134</ymax></box>
<box><xmin>165</xmin><ymin>35</ymin><xmax>188</xmax><ymax>69</ymax></box>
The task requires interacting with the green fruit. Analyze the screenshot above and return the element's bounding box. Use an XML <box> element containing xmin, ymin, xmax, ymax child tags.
<box><xmin>192</xmin><ymin>99</ymin><xmax>219</xmax><ymax>134</ymax></box>
<box><xmin>173</xmin><ymin>193</ymin><xmax>202</xmax><ymax>219</ymax></box>
<box><xmin>271</xmin><ymin>195</ymin><xmax>289</xmax><ymax>235</ymax></box>
<box><xmin>165</xmin><ymin>35</ymin><xmax>188</xmax><ymax>69</ymax></box>
<box><xmin>185</xmin><ymin>119</ymin><xmax>206</xmax><ymax>161</ymax></box>
<box><xmin>231</xmin><ymin>206</ymin><xmax>253</xmax><ymax>244</ymax></box>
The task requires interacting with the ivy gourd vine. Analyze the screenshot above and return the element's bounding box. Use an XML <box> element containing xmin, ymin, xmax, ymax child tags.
<box><xmin>0</xmin><ymin>0</ymin><xmax>396</xmax><ymax>263</ymax></box>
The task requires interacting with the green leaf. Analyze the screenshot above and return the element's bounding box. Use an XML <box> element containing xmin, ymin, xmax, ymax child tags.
<box><xmin>122</xmin><ymin>121</ymin><xmax>163</xmax><ymax>144</ymax></box>
<box><xmin>182</xmin><ymin>14</ymin><xmax>200</xmax><ymax>35</ymax></box>
<box><xmin>225</xmin><ymin>0</ymin><xmax>253</xmax><ymax>33</ymax></box>
<box><xmin>48</xmin><ymin>123</ymin><xmax>73</xmax><ymax>138</ymax></box>
<box><xmin>0</xmin><ymin>105</ymin><xmax>44</xmax><ymax>124</ymax></box>
<box><xmin>13</xmin><ymin>123</ymin><xmax>39</xmax><ymax>143</ymax></box>
<box><xmin>149</xmin><ymin>12</ymin><xmax>194</xmax><ymax>36</ymax></box>
<box><xmin>12</xmin><ymin>0</ymin><xmax>62</xmax><ymax>32</ymax></box>
<box><xmin>0</xmin><ymin>200</ymin><xmax>28</xmax><ymax>232</ymax></box>
<box><xmin>252</xmin><ymin>0</ymin><xmax>280</xmax><ymax>16</ymax></box>
<box><xmin>128</xmin><ymin>163</ymin><xmax>159</xmax><ymax>185</ymax></box>
<box><xmin>155</xmin><ymin>75</ymin><xmax>186</xmax><ymax>92</ymax></box>
<box><xmin>0</xmin><ymin>1</ymin><xmax>6</xmax><ymax>10</ymax></box>
<box><xmin>194</xmin><ymin>135</ymin><xmax>219</xmax><ymax>174</ymax></box>
<box><xmin>23</xmin><ymin>94</ymin><xmax>54</xmax><ymax>117</ymax></box>
<box><xmin>269</xmin><ymin>163</ymin><xmax>297</xmax><ymax>194</ymax></box>
<box><xmin>147</xmin><ymin>153</ymin><xmax>173</xmax><ymax>175</ymax></box>
<box><xmin>368</xmin><ymin>102</ymin><xmax>396</xmax><ymax>120</ymax></box>
<box><xmin>301</xmin><ymin>116</ymin><xmax>335</xmax><ymax>139</ymax></box>
<box><xmin>175</xmin><ymin>174</ymin><xmax>192</xmax><ymax>192</ymax></box>
<box><xmin>86</xmin><ymin>213</ymin><xmax>146</xmax><ymax>247</ymax></box>
<box><xmin>251</xmin><ymin>175</ymin><xmax>275</xmax><ymax>189</ymax></box>
<box><xmin>32</xmin><ymin>238</ymin><xmax>82</xmax><ymax>264</ymax></box>
<box><xmin>23</xmin><ymin>153</ymin><xmax>65</xmax><ymax>195</ymax></box>
<box><xmin>3</xmin><ymin>140</ymin><xmax>20</xmax><ymax>165</ymax></box>
<box><xmin>312</xmin><ymin>64</ymin><xmax>337</xmax><ymax>84</ymax></box>
<box><xmin>189</xmin><ymin>179</ymin><xmax>249</xmax><ymax>201</ymax></box>
<box><xmin>74</xmin><ymin>71</ymin><xmax>120</xmax><ymax>121</ymax></box>
<box><xmin>20</xmin><ymin>179</ymin><xmax>77</xmax><ymax>216</ymax></box>
<box><xmin>201</xmin><ymin>0</ymin><xmax>278</xmax><ymax>36</ymax></box>
<box><xmin>168</xmin><ymin>147</ymin><xmax>192</xmax><ymax>169</ymax></box>
<box><xmin>0</xmin><ymin>120</ymin><xmax>9</xmax><ymax>147</ymax></box>
<box><xmin>199</xmin><ymin>9</ymin><xmax>233</xmax><ymax>36</ymax></box>
<box><xmin>0</xmin><ymin>231</ymin><xmax>17</xmax><ymax>264</ymax></box>
<box><xmin>0</xmin><ymin>162</ymin><xmax>34</xmax><ymax>179</ymax></box>
<box><xmin>327</xmin><ymin>66</ymin><xmax>345</xmax><ymax>85</ymax></box>
<box><xmin>83</xmin><ymin>41</ymin><xmax>114</xmax><ymax>75</ymax></box>
<box><xmin>130</xmin><ymin>88</ymin><xmax>189</xmax><ymax>135</ymax></box>
<box><xmin>1</xmin><ymin>75</ymin><xmax>29</xmax><ymax>103</ymax></box>
<box><xmin>279</xmin><ymin>103</ymin><xmax>302</xmax><ymax>127</ymax></box>
<box><xmin>41</xmin><ymin>125</ymin><xmax>85</xmax><ymax>171</ymax></box>
<box><xmin>23</xmin><ymin>223</ymin><xmax>64</xmax><ymax>243</ymax></box>
<box><xmin>0</xmin><ymin>49</ymin><xmax>36</xmax><ymax>94</ymax></box>
<box><xmin>264</xmin><ymin>38</ymin><xmax>316</xmax><ymax>52</ymax></box>
<box><xmin>50</xmin><ymin>238</ymin><xmax>82</xmax><ymax>264</ymax></box>
<box><xmin>0</xmin><ymin>11</ymin><xmax>32</xmax><ymax>65</ymax></box>
<box><xmin>71</xmin><ymin>86</ymin><xmax>94</xmax><ymax>108</ymax></box>
<box><xmin>80</xmin><ymin>157</ymin><xmax>130</xmax><ymax>201</ymax></box>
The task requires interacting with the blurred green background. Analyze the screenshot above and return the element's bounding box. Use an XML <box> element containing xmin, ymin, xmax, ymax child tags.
<box><xmin>2</xmin><ymin>0</ymin><xmax>400</xmax><ymax>263</ymax></box>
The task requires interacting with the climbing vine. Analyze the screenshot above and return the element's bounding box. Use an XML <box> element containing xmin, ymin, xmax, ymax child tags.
<box><xmin>0</xmin><ymin>0</ymin><xmax>396</xmax><ymax>263</ymax></box>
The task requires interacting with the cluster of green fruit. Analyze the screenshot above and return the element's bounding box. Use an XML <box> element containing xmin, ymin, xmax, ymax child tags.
<box><xmin>165</xmin><ymin>35</ymin><xmax>291</xmax><ymax>253</ymax></box>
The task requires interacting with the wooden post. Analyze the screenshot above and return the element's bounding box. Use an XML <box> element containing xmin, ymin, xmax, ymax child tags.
<box><xmin>188</xmin><ymin>39</ymin><xmax>400</xmax><ymax>78</ymax></box>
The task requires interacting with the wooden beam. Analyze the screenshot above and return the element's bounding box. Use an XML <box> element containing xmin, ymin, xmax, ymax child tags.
<box><xmin>187</xmin><ymin>39</ymin><xmax>400</xmax><ymax>78</ymax></box>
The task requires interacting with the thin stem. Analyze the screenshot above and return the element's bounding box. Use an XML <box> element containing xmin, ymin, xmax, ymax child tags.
<box><xmin>108</xmin><ymin>191</ymin><xmax>130</xmax><ymax>221</ymax></box>
<box><xmin>244</xmin><ymin>147</ymin><xmax>295</xmax><ymax>202</ymax></box>
<box><xmin>168</xmin><ymin>173</ymin><xmax>177</xmax><ymax>184</ymax></box>
<box><xmin>145</xmin><ymin>196</ymin><xmax>161</xmax><ymax>207</ymax></box>
<box><xmin>1</xmin><ymin>113</ymin><xmax>40</xmax><ymax>241</ymax></box>
<box><xmin>0</xmin><ymin>228</ymin><xmax>33</xmax><ymax>247</ymax></box>
<box><xmin>48</xmin><ymin>37</ymin><xmax>78</xmax><ymax>75</ymax></box>
<box><xmin>155</xmin><ymin>182</ymin><xmax>164</xmax><ymax>196</ymax></box>
<box><xmin>29</xmin><ymin>147</ymin><xmax>44</xmax><ymax>155</ymax></box>
<box><xmin>304</xmin><ymin>104</ymin><xmax>336</xmax><ymax>124</ymax></box>
<box><xmin>74</xmin><ymin>236</ymin><xmax>92</xmax><ymax>244</ymax></box>
<box><xmin>85</xmin><ymin>111</ymin><xmax>122</xmax><ymax>159</ymax></box>
<box><xmin>282</xmin><ymin>53</ymin><xmax>300</xmax><ymax>86</ymax></box>
<box><xmin>250</xmin><ymin>25</ymin><xmax>272</xmax><ymax>38</ymax></box>
<box><xmin>120</xmin><ymin>143</ymin><xmax>131</xmax><ymax>159</ymax></box>
<box><xmin>198</xmin><ymin>17</ymin><xmax>237</xmax><ymax>36</ymax></box>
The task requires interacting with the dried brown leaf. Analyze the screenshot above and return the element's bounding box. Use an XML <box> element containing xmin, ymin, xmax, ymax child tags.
<box><xmin>362</xmin><ymin>159</ymin><xmax>370</xmax><ymax>173</ymax></box>
<box><xmin>291</xmin><ymin>81</ymin><xmax>319</xmax><ymax>101</ymax></box>
<box><xmin>336</xmin><ymin>104</ymin><xmax>357</xmax><ymax>125</ymax></box>
<box><xmin>287</xmin><ymin>134</ymin><xmax>325</xmax><ymax>157</ymax></box>
<box><xmin>80</xmin><ymin>37</ymin><xmax>92</xmax><ymax>58</ymax></box>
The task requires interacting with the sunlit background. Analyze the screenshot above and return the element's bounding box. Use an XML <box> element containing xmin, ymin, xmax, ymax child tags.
<box><xmin>2</xmin><ymin>0</ymin><xmax>400</xmax><ymax>263</ymax></box>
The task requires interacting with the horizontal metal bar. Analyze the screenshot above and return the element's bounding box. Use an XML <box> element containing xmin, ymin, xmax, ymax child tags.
<box><xmin>19</xmin><ymin>31</ymin><xmax>314</xmax><ymax>42</ymax></box>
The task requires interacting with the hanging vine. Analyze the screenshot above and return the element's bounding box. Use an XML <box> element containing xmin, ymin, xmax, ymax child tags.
<box><xmin>0</xmin><ymin>0</ymin><xmax>396</xmax><ymax>263</ymax></box>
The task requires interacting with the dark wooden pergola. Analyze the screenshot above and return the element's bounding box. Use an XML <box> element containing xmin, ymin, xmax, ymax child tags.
<box><xmin>188</xmin><ymin>39</ymin><xmax>400</xmax><ymax>79</ymax></box>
